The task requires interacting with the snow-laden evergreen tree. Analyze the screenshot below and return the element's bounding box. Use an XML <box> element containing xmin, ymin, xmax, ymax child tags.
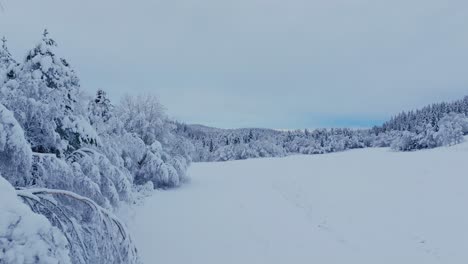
<box><xmin>0</xmin><ymin>36</ymin><xmax>17</xmax><ymax>84</ymax></box>
<box><xmin>1</xmin><ymin>30</ymin><xmax>97</xmax><ymax>155</ymax></box>
<box><xmin>88</xmin><ymin>89</ymin><xmax>114</xmax><ymax>132</ymax></box>
<box><xmin>0</xmin><ymin>36</ymin><xmax>12</xmax><ymax>65</ymax></box>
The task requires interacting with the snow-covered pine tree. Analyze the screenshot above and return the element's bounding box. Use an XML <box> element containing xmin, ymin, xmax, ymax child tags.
<box><xmin>0</xmin><ymin>36</ymin><xmax>18</xmax><ymax>86</ymax></box>
<box><xmin>0</xmin><ymin>36</ymin><xmax>14</xmax><ymax>69</ymax></box>
<box><xmin>3</xmin><ymin>29</ymin><xmax>97</xmax><ymax>155</ymax></box>
<box><xmin>89</xmin><ymin>89</ymin><xmax>114</xmax><ymax>128</ymax></box>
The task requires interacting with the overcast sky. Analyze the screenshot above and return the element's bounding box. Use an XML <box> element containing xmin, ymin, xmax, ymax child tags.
<box><xmin>1</xmin><ymin>0</ymin><xmax>468</xmax><ymax>128</ymax></box>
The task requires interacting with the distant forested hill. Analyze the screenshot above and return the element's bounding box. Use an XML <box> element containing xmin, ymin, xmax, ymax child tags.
<box><xmin>175</xmin><ymin>96</ymin><xmax>468</xmax><ymax>161</ymax></box>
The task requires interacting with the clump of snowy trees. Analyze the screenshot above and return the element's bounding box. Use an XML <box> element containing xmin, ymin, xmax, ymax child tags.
<box><xmin>174</xmin><ymin>124</ymin><xmax>373</xmax><ymax>162</ymax></box>
<box><xmin>176</xmin><ymin>97</ymin><xmax>468</xmax><ymax>161</ymax></box>
<box><xmin>373</xmin><ymin>97</ymin><xmax>468</xmax><ymax>151</ymax></box>
<box><xmin>0</xmin><ymin>31</ymin><xmax>191</xmax><ymax>263</ymax></box>
<box><xmin>174</xmin><ymin>125</ymin><xmax>287</xmax><ymax>161</ymax></box>
<box><xmin>387</xmin><ymin>113</ymin><xmax>468</xmax><ymax>151</ymax></box>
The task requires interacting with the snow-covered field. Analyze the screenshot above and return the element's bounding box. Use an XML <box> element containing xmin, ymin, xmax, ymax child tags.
<box><xmin>131</xmin><ymin>142</ymin><xmax>468</xmax><ymax>264</ymax></box>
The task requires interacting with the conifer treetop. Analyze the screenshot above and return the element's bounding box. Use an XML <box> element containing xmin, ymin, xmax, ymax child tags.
<box><xmin>42</xmin><ymin>28</ymin><xmax>57</xmax><ymax>47</ymax></box>
<box><xmin>0</xmin><ymin>35</ymin><xmax>14</xmax><ymax>66</ymax></box>
<box><xmin>1</xmin><ymin>36</ymin><xmax>7</xmax><ymax>49</ymax></box>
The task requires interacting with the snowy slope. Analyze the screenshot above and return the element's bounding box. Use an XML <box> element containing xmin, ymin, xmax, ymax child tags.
<box><xmin>130</xmin><ymin>141</ymin><xmax>468</xmax><ymax>264</ymax></box>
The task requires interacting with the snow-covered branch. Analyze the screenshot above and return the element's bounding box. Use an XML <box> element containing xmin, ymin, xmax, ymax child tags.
<box><xmin>16</xmin><ymin>187</ymin><xmax>139</xmax><ymax>264</ymax></box>
<box><xmin>17</xmin><ymin>188</ymin><xmax>128</xmax><ymax>239</ymax></box>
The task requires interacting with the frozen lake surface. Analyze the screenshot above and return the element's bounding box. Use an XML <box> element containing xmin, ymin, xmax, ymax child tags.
<box><xmin>131</xmin><ymin>142</ymin><xmax>468</xmax><ymax>264</ymax></box>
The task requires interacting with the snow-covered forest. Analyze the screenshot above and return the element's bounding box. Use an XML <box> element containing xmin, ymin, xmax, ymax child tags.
<box><xmin>0</xmin><ymin>31</ymin><xmax>192</xmax><ymax>264</ymax></box>
<box><xmin>1</xmin><ymin>31</ymin><xmax>468</xmax><ymax>263</ymax></box>
<box><xmin>174</xmin><ymin>96</ymin><xmax>468</xmax><ymax>161</ymax></box>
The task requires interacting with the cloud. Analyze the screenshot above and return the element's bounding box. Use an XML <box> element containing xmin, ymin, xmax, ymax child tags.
<box><xmin>1</xmin><ymin>0</ymin><xmax>468</xmax><ymax>128</ymax></box>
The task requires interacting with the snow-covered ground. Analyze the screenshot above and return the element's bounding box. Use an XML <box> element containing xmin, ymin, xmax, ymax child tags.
<box><xmin>131</xmin><ymin>141</ymin><xmax>468</xmax><ymax>264</ymax></box>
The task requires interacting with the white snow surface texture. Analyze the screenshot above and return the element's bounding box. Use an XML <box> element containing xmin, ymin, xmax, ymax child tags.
<box><xmin>132</xmin><ymin>140</ymin><xmax>468</xmax><ymax>264</ymax></box>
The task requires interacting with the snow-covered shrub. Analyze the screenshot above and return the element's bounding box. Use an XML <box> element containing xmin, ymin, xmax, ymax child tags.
<box><xmin>372</xmin><ymin>131</ymin><xmax>402</xmax><ymax>148</ymax></box>
<box><xmin>0</xmin><ymin>103</ymin><xmax>33</xmax><ymax>186</ymax></box>
<box><xmin>119</xmin><ymin>133</ymin><xmax>148</xmax><ymax>175</ymax></box>
<box><xmin>30</xmin><ymin>153</ymin><xmax>75</xmax><ymax>188</ymax></box>
<box><xmin>416</xmin><ymin>124</ymin><xmax>438</xmax><ymax>149</ymax></box>
<box><xmin>169</xmin><ymin>155</ymin><xmax>190</xmax><ymax>182</ymax></box>
<box><xmin>134</xmin><ymin>181</ymin><xmax>154</xmax><ymax>196</ymax></box>
<box><xmin>163</xmin><ymin>132</ymin><xmax>195</xmax><ymax>161</ymax></box>
<box><xmin>67</xmin><ymin>148</ymin><xmax>133</xmax><ymax>207</ymax></box>
<box><xmin>285</xmin><ymin>136</ymin><xmax>322</xmax><ymax>154</ymax></box>
<box><xmin>211</xmin><ymin>141</ymin><xmax>286</xmax><ymax>161</ymax></box>
<box><xmin>251</xmin><ymin>140</ymin><xmax>286</xmax><ymax>157</ymax></box>
<box><xmin>0</xmin><ymin>175</ymin><xmax>71</xmax><ymax>264</ymax></box>
<box><xmin>29</xmin><ymin>147</ymin><xmax>133</xmax><ymax>210</ymax></box>
<box><xmin>136</xmin><ymin>147</ymin><xmax>185</xmax><ymax>188</ymax></box>
<box><xmin>391</xmin><ymin>131</ymin><xmax>421</xmax><ymax>151</ymax></box>
<box><xmin>212</xmin><ymin>144</ymin><xmax>238</xmax><ymax>161</ymax></box>
<box><xmin>435</xmin><ymin>113</ymin><xmax>467</xmax><ymax>146</ymax></box>
<box><xmin>118</xmin><ymin>94</ymin><xmax>168</xmax><ymax>145</ymax></box>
